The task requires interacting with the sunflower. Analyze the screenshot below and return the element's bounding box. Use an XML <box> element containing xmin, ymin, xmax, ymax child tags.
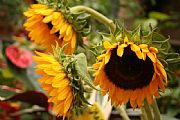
<box><xmin>93</xmin><ymin>36</ymin><xmax>167</xmax><ymax>108</ymax></box>
<box><xmin>24</xmin><ymin>4</ymin><xmax>76</xmax><ymax>54</ymax></box>
<box><xmin>33</xmin><ymin>51</ymin><xmax>73</xmax><ymax>119</ymax></box>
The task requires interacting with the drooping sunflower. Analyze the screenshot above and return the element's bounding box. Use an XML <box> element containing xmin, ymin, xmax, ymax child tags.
<box><xmin>33</xmin><ymin>51</ymin><xmax>73</xmax><ymax>118</ymax></box>
<box><xmin>24</xmin><ymin>4</ymin><xmax>76</xmax><ymax>54</ymax></box>
<box><xmin>93</xmin><ymin>36</ymin><xmax>167</xmax><ymax>108</ymax></box>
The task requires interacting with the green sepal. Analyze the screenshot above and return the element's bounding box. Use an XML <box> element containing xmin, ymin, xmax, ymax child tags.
<box><xmin>152</xmin><ymin>32</ymin><xmax>170</xmax><ymax>53</ymax></box>
<box><xmin>141</xmin><ymin>30</ymin><xmax>153</xmax><ymax>44</ymax></box>
<box><xmin>73</xmin><ymin>13</ymin><xmax>91</xmax><ymax>36</ymax></box>
<box><xmin>131</xmin><ymin>26</ymin><xmax>141</xmax><ymax>43</ymax></box>
<box><xmin>166</xmin><ymin>57</ymin><xmax>180</xmax><ymax>64</ymax></box>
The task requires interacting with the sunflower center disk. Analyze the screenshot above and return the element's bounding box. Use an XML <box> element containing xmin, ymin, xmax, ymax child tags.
<box><xmin>104</xmin><ymin>46</ymin><xmax>154</xmax><ymax>90</ymax></box>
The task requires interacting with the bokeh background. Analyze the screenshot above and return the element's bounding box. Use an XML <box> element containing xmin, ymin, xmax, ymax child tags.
<box><xmin>0</xmin><ymin>0</ymin><xmax>179</xmax><ymax>120</ymax></box>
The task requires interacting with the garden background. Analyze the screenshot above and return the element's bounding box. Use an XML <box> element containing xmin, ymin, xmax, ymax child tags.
<box><xmin>0</xmin><ymin>0</ymin><xmax>179</xmax><ymax>120</ymax></box>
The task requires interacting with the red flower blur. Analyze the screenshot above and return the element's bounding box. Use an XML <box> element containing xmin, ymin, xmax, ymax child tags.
<box><xmin>0</xmin><ymin>101</ymin><xmax>20</xmax><ymax>120</ymax></box>
<box><xmin>5</xmin><ymin>45</ymin><xmax>32</xmax><ymax>68</ymax></box>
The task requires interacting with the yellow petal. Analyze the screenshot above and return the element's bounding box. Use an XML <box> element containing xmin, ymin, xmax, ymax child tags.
<box><xmin>35</xmin><ymin>69</ymin><xmax>46</xmax><ymax>74</ymax></box>
<box><xmin>52</xmin><ymin>78</ymin><xmax>70</xmax><ymax>88</ymax></box>
<box><xmin>130</xmin><ymin>99</ymin><xmax>137</xmax><ymax>109</ymax></box>
<box><xmin>131</xmin><ymin>89</ymin><xmax>139</xmax><ymax>100</ymax></box>
<box><xmin>38</xmin><ymin>9</ymin><xmax>54</xmax><ymax>16</ymax></box>
<box><xmin>94</xmin><ymin>70</ymin><xmax>105</xmax><ymax>86</ymax></box>
<box><xmin>157</xmin><ymin>64</ymin><xmax>167</xmax><ymax>83</ymax></box>
<box><xmin>93</xmin><ymin>62</ymin><xmax>102</xmax><ymax>69</ymax></box>
<box><xmin>157</xmin><ymin>59</ymin><xmax>164</xmax><ymax>68</ymax></box>
<box><xmin>71</xmin><ymin>33</ymin><xmax>76</xmax><ymax>48</ymax></box>
<box><xmin>53</xmin><ymin>12</ymin><xmax>61</xmax><ymax>19</ymax></box>
<box><xmin>24</xmin><ymin>10</ymin><xmax>35</xmax><ymax>17</ymax></box>
<box><xmin>117</xmin><ymin>45</ymin><xmax>124</xmax><ymax>57</ymax></box>
<box><xmin>41</xmin><ymin>83</ymin><xmax>52</xmax><ymax>91</ymax></box>
<box><xmin>31</xmin><ymin>4</ymin><xmax>47</xmax><ymax>9</ymax></box>
<box><xmin>121</xmin><ymin>90</ymin><xmax>131</xmax><ymax>104</ymax></box>
<box><xmin>57</xmin><ymin>87</ymin><xmax>71</xmax><ymax>100</ymax></box>
<box><xmin>64</xmin><ymin>33</ymin><xmax>72</xmax><ymax>42</ymax></box>
<box><xmin>97</xmin><ymin>54</ymin><xmax>106</xmax><ymax>61</ymax></box>
<box><xmin>150</xmin><ymin>77</ymin><xmax>158</xmax><ymax>95</ymax></box>
<box><xmin>124</xmin><ymin>36</ymin><xmax>129</xmax><ymax>44</ymax></box>
<box><xmin>131</xmin><ymin>44</ymin><xmax>140</xmax><ymax>52</ymax></box>
<box><xmin>158</xmin><ymin>76</ymin><xmax>166</xmax><ymax>92</ymax></box>
<box><xmin>66</xmin><ymin>25</ymin><xmax>72</xmax><ymax>36</ymax></box>
<box><xmin>64</xmin><ymin>93</ymin><xmax>73</xmax><ymax>113</ymax></box>
<box><xmin>52</xmin><ymin>16</ymin><xmax>62</xmax><ymax>26</ymax></box>
<box><xmin>42</xmin><ymin>14</ymin><xmax>54</xmax><ymax>23</ymax></box>
<box><xmin>135</xmin><ymin>51</ymin><xmax>143</xmax><ymax>59</ymax></box>
<box><xmin>139</xmin><ymin>44</ymin><xmax>149</xmax><ymax>52</ymax></box>
<box><xmin>147</xmin><ymin>52</ymin><xmax>156</xmax><ymax>63</ymax></box>
<box><xmin>109</xmin><ymin>84</ymin><xmax>115</xmax><ymax>98</ymax></box>
<box><xmin>105</xmin><ymin>50</ymin><xmax>111</xmax><ymax>64</ymax></box>
<box><xmin>142</xmin><ymin>52</ymin><xmax>146</xmax><ymax>60</ymax></box>
<box><xmin>45</xmin><ymin>77</ymin><xmax>53</xmax><ymax>84</ymax></box>
<box><xmin>52</xmin><ymin>73</ymin><xmax>67</xmax><ymax>83</ymax></box>
<box><xmin>103</xmin><ymin>41</ymin><xmax>112</xmax><ymax>49</ymax></box>
<box><xmin>149</xmin><ymin>47</ymin><xmax>158</xmax><ymax>53</ymax></box>
<box><xmin>50</xmin><ymin>26</ymin><xmax>59</xmax><ymax>34</ymax></box>
<box><xmin>49</xmin><ymin>88</ymin><xmax>58</xmax><ymax>96</ymax></box>
<box><xmin>38</xmin><ymin>76</ymin><xmax>50</xmax><ymax>83</ymax></box>
<box><xmin>52</xmin><ymin>102</ymin><xmax>64</xmax><ymax>115</ymax></box>
<box><xmin>101</xmin><ymin>90</ymin><xmax>108</xmax><ymax>96</ymax></box>
<box><xmin>137</xmin><ymin>90</ymin><xmax>145</xmax><ymax>107</ymax></box>
<box><xmin>60</xmin><ymin>23</ymin><xmax>69</xmax><ymax>35</ymax></box>
<box><xmin>56</xmin><ymin>19</ymin><xmax>65</xmax><ymax>30</ymax></box>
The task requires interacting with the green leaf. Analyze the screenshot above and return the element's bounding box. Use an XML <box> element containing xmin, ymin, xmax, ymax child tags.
<box><xmin>0</xmin><ymin>89</ymin><xmax>17</xmax><ymax>100</ymax></box>
<box><xmin>149</xmin><ymin>11</ymin><xmax>170</xmax><ymax>20</ymax></box>
<box><xmin>74</xmin><ymin>53</ymin><xmax>97</xmax><ymax>90</ymax></box>
<box><xmin>142</xmin><ymin>18</ymin><xmax>158</xmax><ymax>30</ymax></box>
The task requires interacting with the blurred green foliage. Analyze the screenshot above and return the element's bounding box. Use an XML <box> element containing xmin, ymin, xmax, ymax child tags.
<box><xmin>0</xmin><ymin>0</ymin><xmax>179</xmax><ymax>119</ymax></box>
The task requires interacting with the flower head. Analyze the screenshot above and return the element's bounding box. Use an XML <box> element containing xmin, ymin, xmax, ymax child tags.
<box><xmin>24</xmin><ymin>4</ymin><xmax>77</xmax><ymax>54</ymax></box>
<box><xmin>5</xmin><ymin>45</ymin><xmax>33</xmax><ymax>68</ymax></box>
<box><xmin>93</xmin><ymin>36</ymin><xmax>167</xmax><ymax>108</ymax></box>
<box><xmin>33</xmin><ymin>46</ymin><xmax>90</xmax><ymax>119</ymax></box>
<box><xmin>33</xmin><ymin>51</ymin><xmax>73</xmax><ymax>118</ymax></box>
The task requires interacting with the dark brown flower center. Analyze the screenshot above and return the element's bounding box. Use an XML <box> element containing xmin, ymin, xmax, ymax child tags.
<box><xmin>104</xmin><ymin>46</ymin><xmax>154</xmax><ymax>90</ymax></box>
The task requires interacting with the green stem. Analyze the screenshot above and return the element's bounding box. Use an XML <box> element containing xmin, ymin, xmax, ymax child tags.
<box><xmin>141</xmin><ymin>107</ymin><xmax>148</xmax><ymax>120</ymax></box>
<box><xmin>151</xmin><ymin>99</ymin><xmax>161</xmax><ymax>120</ymax></box>
<box><xmin>143</xmin><ymin>100</ymin><xmax>153</xmax><ymax>120</ymax></box>
<box><xmin>116</xmin><ymin>105</ymin><xmax>130</xmax><ymax>120</ymax></box>
<box><xmin>70</xmin><ymin>6</ymin><xmax>116</xmax><ymax>32</ymax></box>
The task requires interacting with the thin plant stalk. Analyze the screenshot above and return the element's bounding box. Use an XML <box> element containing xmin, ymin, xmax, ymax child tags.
<box><xmin>143</xmin><ymin>99</ymin><xmax>153</xmax><ymax>120</ymax></box>
<box><xmin>70</xmin><ymin>6</ymin><xmax>116</xmax><ymax>32</ymax></box>
<box><xmin>116</xmin><ymin>105</ymin><xmax>130</xmax><ymax>120</ymax></box>
<box><xmin>151</xmin><ymin>99</ymin><xmax>161</xmax><ymax>120</ymax></box>
<box><xmin>141</xmin><ymin>107</ymin><xmax>148</xmax><ymax>120</ymax></box>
